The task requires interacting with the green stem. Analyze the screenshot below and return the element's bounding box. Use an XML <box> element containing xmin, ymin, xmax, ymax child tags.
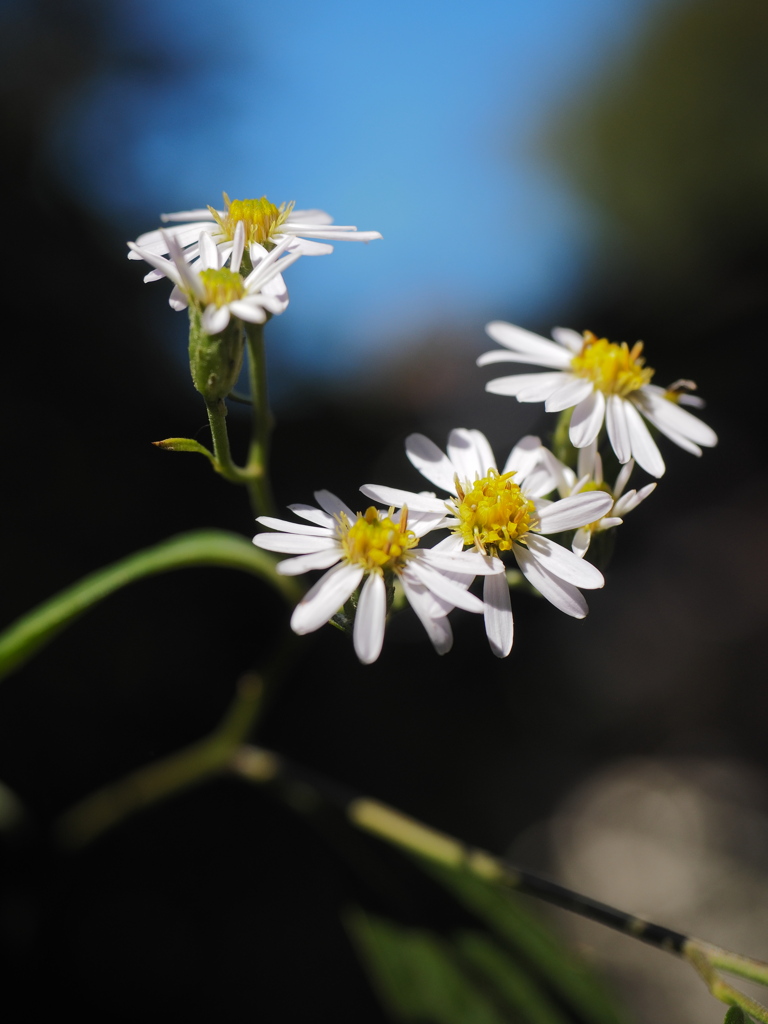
<box><xmin>0</xmin><ymin>530</ymin><xmax>302</xmax><ymax>683</ymax></box>
<box><xmin>205</xmin><ymin>397</ymin><xmax>250</xmax><ymax>484</ymax></box>
<box><xmin>56</xmin><ymin>675</ymin><xmax>267</xmax><ymax>850</ymax></box>
<box><xmin>244</xmin><ymin>321</ymin><xmax>276</xmax><ymax>519</ymax></box>
<box><xmin>231</xmin><ymin>743</ymin><xmax>768</xmax><ymax>1024</ymax></box>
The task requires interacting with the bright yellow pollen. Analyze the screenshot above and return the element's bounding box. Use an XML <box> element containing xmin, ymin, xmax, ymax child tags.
<box><xmin>339</xmin><ymin>507</ymin><xmax>418</xmax><ymax>574</ymax></box>
<box><xmin>451</xmin><ymin>469</ymin><xmax>536</xmax><ymax>552</ymax></box>
<box><xmin>210</xmin><ymin>193</ymin><xmax>294</xmax><ymax>247</ymax></box>
<box><xmin>198</xmin><ymin>267</ymin><xmax>246</xmax><ymax>307</ymax></box>
<box><xmin>570</xmin><ymin>330</ymin><xmax>654</xmax><ymax>397</ymax></box>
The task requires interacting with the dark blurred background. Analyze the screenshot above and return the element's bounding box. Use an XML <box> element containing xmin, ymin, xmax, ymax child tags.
<box><xmin>1</xmin><ymin>1</ymin><xmax>767</xmax><ymax>1020</ymax></box>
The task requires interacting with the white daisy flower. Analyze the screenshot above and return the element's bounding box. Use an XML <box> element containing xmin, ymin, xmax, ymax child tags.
<box><xmin>361</xmin><ymin>429</ymin><xmax>614</xmax><ymax>658</ymax></box>
<box><xmin>543</xmin><ymin>441</ymin><xmax>657</xmax><ymax>557</ymax></box>
<box><xmin>128</xmin><ymin>222</ymin><xmax>299</xmax><ymax>333</ymax></box>
<box><xmin>252</xmin><ymin>491</ymin><xmax>503</xmax><ymax>665</ymax></box>
<box><xmin>128</xmin><ymin>193</ymin><xmax>382</xmax><ymax>279</ymax></box>
<box><xmin>478</xmin><ymin>322</ymin><xmax>718</xmax><ymax>478</ymax></box>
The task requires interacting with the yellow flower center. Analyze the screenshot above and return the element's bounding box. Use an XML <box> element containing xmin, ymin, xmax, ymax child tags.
<box><xmin>209</xmin><ymin>193</ymin><xmax>294</xmax><ymax>247</ymax></box>
<box><xmin>198</xmin><ymin>267</ymin><xmax>246</xmax><ymax>307</ymax></box>
<box><xmin>570</xmin><ymin>331</ymin><xmax>654</xmax><ymax>397</ymax></box>
<box><xmin>338</xmin><ymin>507</ymin><xmax>418</xmax><ymax>574</ymax></box>
<box><xmin>450</xmin><ymin>469</ymin><xmax>536</xmax><ymax>552</ymax></box>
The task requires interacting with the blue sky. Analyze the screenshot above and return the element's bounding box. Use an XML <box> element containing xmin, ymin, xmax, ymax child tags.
<box><xmin>52</xmin><ymin>0</ymin><xmax>677</xmax><ymax>379</ymax></box>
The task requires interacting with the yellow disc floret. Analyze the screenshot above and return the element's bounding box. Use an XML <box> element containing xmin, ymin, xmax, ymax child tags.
<box><xmin>339</xmin><ymin>507</ymin><xmax>418</xmax><ymax>574</ymax></box>
<box><xmin>570</xmin><ymin>330</ymin><xmax>654</xmax><ymax>397</ymax></box>
<box><xmin>209</xmin><ymin>193</ymin><xmax>294</xmax><ymax>247</ymax></box>
<box><xmin>451</xmin><ymin>469</ymin><xmax>536</xmax><ymax>552</ymax></box>
<box><xmin>198</xmin><ymin>267</ymin><xmax>246</xmax><ymax>307</ymax></box>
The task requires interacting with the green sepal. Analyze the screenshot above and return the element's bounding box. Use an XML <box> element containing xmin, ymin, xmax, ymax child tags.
<box><xmin>723</xmin><ymin>1008</ymin><xmax>748</xmax><ymax>1024</ymax></box>
<box><xmin>188</xmin><ymin>305</ymin><xmax>244</xmax><ymax>402</ymax></box>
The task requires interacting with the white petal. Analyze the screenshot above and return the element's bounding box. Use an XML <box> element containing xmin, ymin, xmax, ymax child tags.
<box><xmin>550</xmin><ymin>327</ymin><xmax>585</xmax><ymax>353</ymax></box>
<box><xmin>544</xmin><ymin>376</ymin><xmax>594</xmax><ymax>413</ymax></box>
<box><xmin>486</xmin><ymin>371</ymin><xmax>567</xmax><ymax>402</ymax></box>
<box><xmin>405</xmin><ymin>434</ymin><xmax>457</xmax><ymax>492</ymax></box>
<box><xmin>513</xmin><ymin>544</ymin><xmax>589</xmax><ymax>619</ymax></box>
<box><xmin>406</xmin><ymin>559</ymin><xmax>484</xmax><ymax>614</ymax></box>
<box><xmin>421</xmin><ymin>549</ymin><xmax>503</xmax><ymax>576</ymax></box>
<box><xmin>275</xmin><ymin>549</ymin><xmax>344</xmax><ymax>575</ymax></box>
<box><xmin>252</xmin><ymin>533</ymin><xmax>337</xmax><ymax>554</ymax></box>
<box><xmin>524</xmin><ymin>534</ymin><xmax>605</xmax><ymax>589</ymax></box>
<box><xmin>201</xmin><ymin>304</ymin><xmax>230</xmax><ymax>335</ymax></box>
<box><xmin>448</xmin><ymin>428</ymin><xmax>496</xmax><ymax>482</ymax></box>
<box><xmin>256</xmin><ymin>516</ymin><xmax>333</xmax><ymax>537</ymax></box>
<box><xmin>484</xmin><ymin>322</ymin><xmax>572</xmax><ymax>367</ymax></box>
<box><xmin>624</xmin><ymin>400</ymin><xmax>665</xmax><ymax>477</ymax></box>
<box><xmin>569</xmin><ymin>390</ymin><xmax>606</xmax><ymax>448</ymax></box>
<box><xmin>605</xmin><ymin>394</ymin><xmax>632</xmax><ymax>463</ymax></box>
<box><xmin>229</xmin><ymin>299</ymin><xmax>268</xmax><ymax>324</ymax></box>
<box><xmin>199</xmin><ymin>231</ymin><xmax>220</xmax><ymax>271</ymax></box>
<box><xmin>399</xmin><ymin>573</ymin><xmax>454</xmax><ymax>654</ymax></box>
<box><xmin>502</xmin><ymin>435</ymin><xmax>543</xmax><ymax>478</ymax></box>
<box><xmin>613</xmin><ymin>482</ymin><xmax>656</xmax><ymax>516</ymax></box>
<box><xmin>359</xmin><ymin>484</ymin><xmax>446</xmax><ymax>514</ymax></box>
<box><xmin>535</xmin><ymin>491</ymin><xmax>613</xmax><ymax>533</ymax></box>
<box><xmin>290</xmin><ymin>562</ymin><xmax>364</xmax><ymax>635</ymax></box>
<box><xmin>571</xmin><ymin>527</ymin><xmax>592</xmax><ymax>558</ymax></box>
<box><xmin>353</xmin><ymin>572</ymin><xmax>387</xmax><ymax>664</ymax></box>
<box><xmin>314</xmin><ymin>490</ymin><xmax>356</xmax><ymax>520</ymax></box>
<box><xmin>483</xmin><ymin>572</ymin><xmax>513</xmax><ymax>658</ymax></box>
<box><xmin>639</xmin><ymin>390</ymin><xmax>718</xmax><ymax>448</ymax></box>
<box><xmin>287</xmin><ymin>504</ymin><xmax>336</xmax><ymax>529</ymax></box>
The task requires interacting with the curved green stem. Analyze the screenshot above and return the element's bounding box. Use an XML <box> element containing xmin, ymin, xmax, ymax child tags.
<box><xmin>56</xmin><ymin>674</ymin><xmax>267</xmax><ymax>850</ymax></box>
<box><xmin>205</xmin><ymin>397</ymin><xmax>250</xmax><ymax>484</ymax></box>
<box><xmin>0</xmin><ymin>530</ymin><xmax>302</xmax><ymax>683</ymax></box>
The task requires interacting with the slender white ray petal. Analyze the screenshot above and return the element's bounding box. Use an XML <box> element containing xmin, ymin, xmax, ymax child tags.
<box><xmin>571</xmin><ymin>527</ymin><xmax>592</xmax><ymax>558</ymax></box>
<box><xmin>639</xmin><ymin>389</ymin><xmax>718</xmax><ymax>447</ymax></box>
<box><xmin>477</xmin><ymin>349</ymin><xmax>556</xmax><ymax>367</ymax></box>
<box><xmin>353</xmin><ymin>572</ymin><xmax>387</xmax><ymax>664</ymax></box>
<box><xmin>569</xmin><ymin>390</ymin><xmax>606</xmax><ymax>448</ymax></box>
<box><xmin>606</xmin><ymin>394</ymin><xmax>632</xmax><ymax>464</ymax></box>
<box><xmin>421</xmin><ymin>550</ymin><xmax>503</xmax><ymax>575</ymax></box>
<box><xmin>291</xmin><ymin>563</ymin><xmax>364</xmax><ymax>635</ymax></box>
<box><xmin>544</xmin><ymin>376</ymin><xmax>594</xmax><ymax>413</ymax></box>
<box><xmin>502</xmin><ymin>435</ymin><xmax>543</xmax><ymax>478</ymax></box>
<box><xmin>485</xmin><ymin>372</ymin><xmax>565</xmax><ymax>400</ymax></box>
<box><xmin>535</xmin><ymin>491</ymin><xmax>613</xmax><ymax>533</ymax></box>
<box><xmin>256</xmin><ymin>517</ymin><xmax>333</xmax><ymax>537</ymax></box>
<box><xmin>484</xmin><ymin>322</ymin><xmax>573</xmax><ymax>367</ymax></box>
<box><xmin>228</xmin><ymin>299</ymin><xmax>268</xmax><ymax>324</ymax></box>
<box><xmin>126</xmin><ymin>243</ymin><xmax>185</xmax><ymax>287</ymax></box>
<box><xmin>514</xmin><ymin>545</ymin><xmax>589</xmax><ymax>618</ymax></box>
<box><xmin>252</xmin><ymin>533</ymin><xmax>336</xmax><ymax>554</ymax></box>
<box><xmin>576</xmin><ymin>441</ymin><xmax>600</xmax><ymax>482</ymax></box>
<box><xmin>399</xmin><ymin>574</ymin><xmax>454</xmax><ymax>654</ymax></box>
<box><xmin>613</xmin><ymin>482</ymin><xmax>656</xmax><ymax>516</ymax></box>
<box><xmin>524</xmin><ymin>534</ymin><xmax>605</xmax><ymax>589</ymax></box>
<box><xmin>399</xmin><ymin>566</ymin><xmax>454</xmax><ymax>619</ymax></box>
<box><xmin>275</xmin><ymin>549</ymin><xmax>343</xmax><ymax>575</ymax></box>
<box><xmin>408</xmin><ymin>511</ymin><xmax>451</xmax><ymax>537</ymax></box>
<box><xmin>168</xmin><ymin>286</ymin><xmax>188</xmax><ymax>311</ymax></box>
<box><xmin>288</xmin><ymin>209</ymin><xmax>334</xmax><ymax>225</ymax></box>
<box><xmin>359</xmin><ymin>484</ymin><xmax>445</xmax><ymax>514</ymax></box>
<box><xmin>483</xmin><ymin>572</ymin><xmax>513</xmax><ymax>658</ymax></box>
<box><xmin>448</xmin><ymin>428</ymin><xmax>491</xmax><ymax>482</ymax></box>
<box><xmin>278</xmin><ymin>237</ymin><xmax>334</xmax><ymax>256</ymax></box>
<box><xmin>201</xmin><ymin>304</ymin><xmax>231</xmax><ymax>334</ymax></box>
<box><xmin>406</xmin><ymin>560</ymin><xmax>484</xmax><ymax>613</ymax></box>
<box><xmin>550</xmin><ymin>327</ymin><xmax>585</xmax><ymax>352</ymax></box>
<box><xmin>405</xmin><ymin>434</ymin><xmax>457</xmax><ymax>492</ymax></box>
<box><xmin>287</xmin><ymin>504</ymin><xmax>336</xmax><ymax>529</ymax></box>
<box><xmin>160</xmin><ymin>209</ymin><xmax>216</xmax><ymax>223</ymax></box>
<box><xmin>613</xmin><ymin>458</ymin><xmax>634</xmax><ymax>499</ymax></box>
<box><xmin>199</xmin><ymin>231</ymin><xmax>221</xmax><ymax>271</ymax></box>
<box><xmin>314</xmin><ymin>490</ymin><xmax>356</xmax><ymax>520</ymax></box>
<box><xmin>230</xmin><ymin>221</ymin><xmax>245</xmax><ymax>273</ymax></box>
<box><xmin>624</xmin><ymin>400</ymin><xmax>665</xmax><ymax>477</ymax></box>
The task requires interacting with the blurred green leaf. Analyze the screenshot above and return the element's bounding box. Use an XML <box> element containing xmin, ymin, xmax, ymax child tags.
<box><xmin>724</xmin><ymin>1007</ymin><xmax>748</xmax><ymax>1024</ymax></box>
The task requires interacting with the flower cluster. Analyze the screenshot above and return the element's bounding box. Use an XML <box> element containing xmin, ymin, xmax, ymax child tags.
<box><xmin>130</xmin><ymin>196</ymin><xmax>717</xmax><ymax>665</ymax></box>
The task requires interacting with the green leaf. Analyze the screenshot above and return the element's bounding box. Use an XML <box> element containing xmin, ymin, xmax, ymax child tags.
<box><xmin>152</xmin><ymin>437</ymin><xmax>216</xmax><ymax>463</ymax></box>
<box><xmin>420</xmin><ymin>861</ymin><xmax>626</xmax><ymax>1024</ymax></box>
<box><xmin>724</xmin><ymin>1008</ymin><xmax>749</xmax><ymax>1024</ymax></box>
<box><xmin>0</xmin><ymin>530</ymin><xmax>301</xmax><ymax>683</ymax></box>
<box><xmin>347</xmin><ymin>908</ymin><xmax>511</xmax><ymax>1024</ymax></box>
